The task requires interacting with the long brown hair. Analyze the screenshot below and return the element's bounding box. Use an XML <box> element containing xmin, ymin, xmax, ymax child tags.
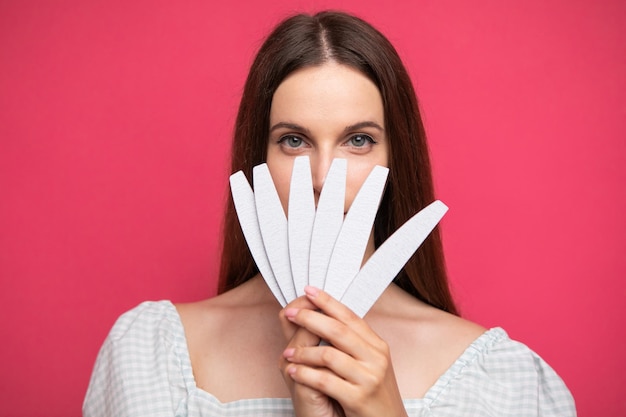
<box><xmin>218</xmin><ymin>11</ymin><xmax>458</xmax><ymax>315</ymax></box>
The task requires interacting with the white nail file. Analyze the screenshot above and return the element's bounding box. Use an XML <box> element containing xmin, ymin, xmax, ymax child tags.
<box><xmin>253</xmin><ymin>164</ymin><xmax>296</xmax><ymax>303</ymax></box>
<box><xmin>229</xmin><ymin>171</ymin><xmax>287</xmax><ymax>307</ymax></box>
<box><xmin>340</xmin><ymin>200</ymin><xmax>448</xmax><ymax>318</ymax></box>
<box><xmin>288</xmin><ymin>157</ymin><xmax>315</xmax><ymax>297</ymax></box>
<box><xmin>308</xmin><ymin>159</ymin><xmax>346</xmax><ymax>290</ymax></box>
<box><xmin>323</xmin><ymin>165</ymin><xmax>389</xmax><ymax>301</ymax></box>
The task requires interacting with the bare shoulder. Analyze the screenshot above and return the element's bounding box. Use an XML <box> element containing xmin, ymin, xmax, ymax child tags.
<box><xmin>173</xmin><ymin>276</ymin><xmax>288</xmax><ymax>401</ymax></box>
<box><xmin>175</xmin><ymin>275</ymin><xmax>283</xmax><ymax>363</ymax></box>
<box><xmin>369</xmin><ymin>283</ymin><xmax>485</xmax><ymax>344</ymax></box>
<box><xmin>413</xmin><ymin>300</ymin><xmax>487</xmax><ymax>351</ymax></box>
<box><xmin>177</xmin><ymin>274</ymin><xmax>280</xmax><ymax>322</ymax></box>
<box><xmin>175</xmin><ymin>290</ymin><xmax>237</xmax><ymax>346</ymax></box>
<box><xmin>367</xmin><ymin>284</ymin><xmax>486</xmax><ymax>398</ymax></box>
<box><xmin>174</xmin><ymin>297</ymin><xmax>228</xmax><ymax>348</ymax></box>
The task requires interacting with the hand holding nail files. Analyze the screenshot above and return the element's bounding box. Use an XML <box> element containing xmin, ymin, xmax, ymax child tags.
<box><xmin>229</xmin><ymin>156</ymin><xmax>448</xmax><ymax>316</ymax></box>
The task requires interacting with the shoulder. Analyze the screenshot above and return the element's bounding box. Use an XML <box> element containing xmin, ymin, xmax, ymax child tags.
<box><xmin>370</xmin><ymin>284</ymin><xmax>487</xmax><ymax>369</ymax></box>
<box><xmin>174</xmin><ymin>276</ymin><xmax>283</xmax><ymax>360</ymax></box>
<box><xmin>83</xmin><ymin>301</ymin><xmax>194</xmax><ymax>417</ymax></box>
<box><xmin>102</xmin><ymin>300</ymin><xmax>187</xmax><ymax>359</ymax></box>
<box><xmin>107</xmin><ymin>300</ymin><xmax>181</xmax><ymax>341</ymax></box>
<box><xmin>175</xmin><ymin>276</ymin><xmax>281</xmax><ymax>338</ymax></box>
<box><xmin>465</xmin><ymin>327</ymin><xmax>571</xmax><ymax>391</ymax></box>
<box><xmin>428</xmin><ymin>327</ymin><xmax>576</xmax><ymax>416</ymax></box>
<box><xmin>373</xmin><ymin>287</ymin><xmax>575</xmax><ymax>415</ymax></box>
<box><xmin>174</xmin><ymin>278</ymin><xmax>289</xmax><ymax>401</ymax></box>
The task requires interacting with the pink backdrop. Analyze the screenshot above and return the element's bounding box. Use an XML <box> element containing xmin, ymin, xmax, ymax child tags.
<box><xmin>1</xmin><ymin>1</ymin><xmax>624</xmax><ymax>416</ymax></box>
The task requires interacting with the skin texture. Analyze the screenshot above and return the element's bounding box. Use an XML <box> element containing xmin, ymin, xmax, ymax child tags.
<box><xmin>269</xmin><ymin>63</ymin><xmax>403</xmax><ymax>416</ymax></box>
<box><xmin>279</xmin><ymin>287</ymin><xmax>409</xmax><ymax>417</ymax></box>
<box><xmin>266</xmin><ymin>63</ymin><xmax>388</xmax><ymax>216</ymax></box>
<box><xmin>176</xmin><ymin>63</ymin><xmax>486</xmax><ymax>415</ymax></box>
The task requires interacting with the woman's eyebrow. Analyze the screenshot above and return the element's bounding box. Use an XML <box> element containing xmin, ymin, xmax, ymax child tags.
<box><xmin>269</xmin><ymin>122</ymin><xmax>311</xmax><ymax>134</ymax></box>
<box><xmin>270</xmin><ymin>121</ymin><xmax>384</xmax><ymax>134</ymax></box>
<box><xmin>344</xmin><ymin>121</ymin><xmax>384</xmax><ymax>132</ymax></box>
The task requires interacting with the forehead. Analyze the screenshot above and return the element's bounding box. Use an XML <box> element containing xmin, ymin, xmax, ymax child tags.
<box><xmin>270</xmin><ymin>63</ymin><xmax>384</xmax><ymax>128</ymax></box>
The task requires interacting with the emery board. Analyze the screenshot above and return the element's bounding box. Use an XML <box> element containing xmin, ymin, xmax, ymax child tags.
<box><xmin>229</xmin><ymin>171</ymin><xmax>287</xmax><ymax>307</ymax></box>
<box><xmin>340</xmin><ymin>200</ymin><xmax>448</xmax><ymax>318</ymax></box>
<box><xmin>231</xmin><ymin>159</ymin><xmax>447</xmax><ymax>318</ymax></box>
<box><xmin>288</xmin><ymin>156</ymin><xmax>315</xmax><ymax>296</ymax></box>
<box><xmin>253</xmin><ymin>164</ymin><xmax>297</xmax><ymax>303</ymax></box>
<box><xmin>308</xmin><ymin>158</ymin><xmax>346</xmax><ymax>290</ymax></box>
<box><xmin>323</xmin><ymin>165</ymin><xmax>389</xmax><ymax>301</ymax></box>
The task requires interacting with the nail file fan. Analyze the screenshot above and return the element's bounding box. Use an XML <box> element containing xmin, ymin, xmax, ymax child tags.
<box><xmin>308</xmin><ymin>158</ymin><xmax>346</xmax><ymax>290</ymax></box>
<box><xmin>323</xmin><ymin>165</ymin><xmax>389</xmax><ymax>301</ymax></box>
<box><xmin>340</xmin><ymin>200</ymin><xmax>448</xmax><ymax>318</ymax></box>
<box><xmin>253</xmin><ymin>164</ymin><xmax>297</xmax><ymax>303</ymax></box>
<box><xmin>229</xmin><ymin>171</ymin><xmax>287</xmax><ymax>307</ymax></box>
<box><xmin>288</xmin><ymin>156</ymin><xmax>315</xmax><ymax>297</ymax></box>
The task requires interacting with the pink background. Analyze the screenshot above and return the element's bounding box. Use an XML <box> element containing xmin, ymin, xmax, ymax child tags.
<box><xmin>1</xmin><ymin>1</ymin><xmax>624</xmax><ymax>416</ymax></box>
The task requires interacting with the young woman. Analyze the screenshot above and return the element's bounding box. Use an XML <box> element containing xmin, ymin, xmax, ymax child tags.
<box><xmin>84</xmin><ymin>11</ymin><xmax>575</xmax><ymax>417</ymax></box>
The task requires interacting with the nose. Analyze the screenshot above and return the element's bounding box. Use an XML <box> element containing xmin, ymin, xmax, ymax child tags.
<box><xmin>310</xmin><ymin>152</ymin><xmax>334</xmax><ymax>202</ymax></box>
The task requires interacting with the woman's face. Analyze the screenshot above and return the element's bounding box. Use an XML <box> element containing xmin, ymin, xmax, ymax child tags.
<box><xmin>267</xmin><ymin>62</ymin><xmax>388</xmax><ymax>215</ymax></box>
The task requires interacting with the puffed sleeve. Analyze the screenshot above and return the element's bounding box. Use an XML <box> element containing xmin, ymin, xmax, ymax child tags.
<box><xmin>83</xmin><ymin>301</ymin><xmax>192</xmax><ymax>417</ymax></box>
<box><xmin>425</xmin><ymin>328</ymin><xmax>576</xmax><ymax>417</ymax></box>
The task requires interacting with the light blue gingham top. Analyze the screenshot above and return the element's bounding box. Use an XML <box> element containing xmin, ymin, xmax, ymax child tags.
<box><xmin>83</xmin><ymin>301</ymin><xmax>576</xmax><ymax>416</ymax></box>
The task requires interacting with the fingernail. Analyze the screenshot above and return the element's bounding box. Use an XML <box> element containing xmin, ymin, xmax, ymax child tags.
<box><xmin>283</xmin><ymin>348</ymin><xmax>295</xmax><ymax>358</ymax></box>
<box><xmin>304</xmin><ymin>286</ymin><xmax>319</xmax><ymax>298</ymax></box>
<box><xmin>287</xmin><ymin>365</ymin><xmax>297</xmax><ymax>376</ymax></box>
<box><xmin>284</xmin><ymin>308</ymin><xmax>299</xmax><ymax>319</ymax></box>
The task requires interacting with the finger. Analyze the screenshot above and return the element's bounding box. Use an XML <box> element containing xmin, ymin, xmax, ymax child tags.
<box><xmin>285</xmin><ymin>343</ymin><xmax>392</xmax><ymax>391</ymax></box>
<box><xmin>287</xmin><ymin>326</ymin><xmax>321</xmax><ymax>349</ymax></box>
<box><xmin>284</xmin><ymin>344</ymin><xmax>368</xmax><ymax>385</ymax></box>
<box><xmin>304</xmin><ymin>286</ymin><xmax>368</xmax><ymax>333</ymax></box>
<box><xmin>279</xmin><ymin>327</ymin><xmax>320</xmax><ymax>375</ymax></box>
<box><xmin>287</xmin><ymin>289</ymin><xmax>387</xmax><ymax>358</ymax></box>
<box><xmin>284</xmin><ymin>306</ymin><xmax>379</xmax><ymax>362</ymax></box>
<box><xmin>284</xmin><ymin>294</ymin><xmax>318</xmax><ymax>310</ymax></box>
<box><xmin>278</xmin><ymin>295</ymin><xmax>318</xmax><ymax>341</ymax></box>
<box><xmin>290</xmin><ymin>381</ymin><xmax>336</xmax><ymax>416</ymax></box>
<box><xmin>286</xmin><ymin>362</ymin><xmax>357</xmax><ymax>402</ymax></box>
<box><xmin>288</xmin><ymin>361</ymin><xmax>402</xmax><ymax>417</ymax></box>
<box><xmin>306</xmin><ymin>286</ymin><xmax>389</xmax><ymax>352</ymax></box>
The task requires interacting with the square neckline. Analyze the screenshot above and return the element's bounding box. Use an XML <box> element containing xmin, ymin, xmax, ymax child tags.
<box><xmin>163</xmin><ymin>300</ymin><xmax>507</xmax><ymax>410</ymax></box>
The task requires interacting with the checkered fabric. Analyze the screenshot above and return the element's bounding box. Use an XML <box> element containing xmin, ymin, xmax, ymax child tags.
<box><xmin>83</xmin><ymin>301</ymin><xmax>576</xmax><ymax>417</ymax></box>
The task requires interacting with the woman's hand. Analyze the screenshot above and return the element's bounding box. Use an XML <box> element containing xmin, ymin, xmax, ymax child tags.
<box><xmin>279</xmin><ymin>293</ymin><xmax>343</xmax><ymax>417</ymax></box>
<box><xmin>278</xmin><ymin>286</ymin><xmax>408</xmax><ymax>417</ymax></box>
